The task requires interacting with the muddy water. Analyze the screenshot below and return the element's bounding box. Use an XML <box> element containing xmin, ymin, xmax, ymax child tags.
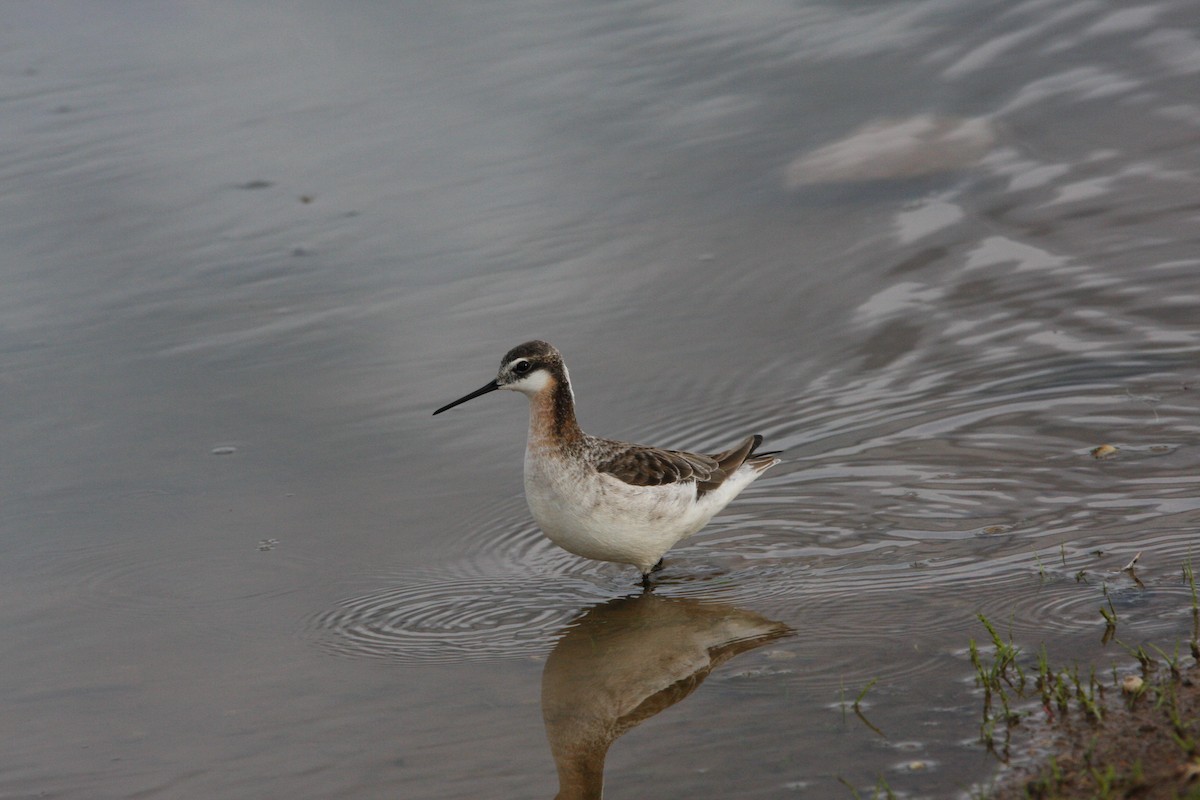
<box><xmin>3</xmin><ymin>1</ymin><xmax>1199</xmax><ymax>797</ymax></box>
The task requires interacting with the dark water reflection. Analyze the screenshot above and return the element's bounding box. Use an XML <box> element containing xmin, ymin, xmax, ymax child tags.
<box><xmin>542</xmin><ymin>595</ymin><xmax>790</xmax><ymax>799</ymax></box>
<box><xmin>4</xmin><ymin>0</ymin><xmax>1200</xmax><ymax>797</ymax></box>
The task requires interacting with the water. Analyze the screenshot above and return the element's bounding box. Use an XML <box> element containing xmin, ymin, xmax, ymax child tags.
<box><xmin>2</xmin><ymin>1</ymin><xmax>1198</xmax><ymax>797</ymax></box>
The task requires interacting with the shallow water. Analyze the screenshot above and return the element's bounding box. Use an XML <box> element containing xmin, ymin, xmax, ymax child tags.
<box><xmin>2</xmin><ymin>1</ymin><xmax>1199</xmax><ymax>797</ymax></box>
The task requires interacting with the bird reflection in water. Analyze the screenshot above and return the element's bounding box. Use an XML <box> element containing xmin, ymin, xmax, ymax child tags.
<box><xmin>541</xmin><ymin>594</ymin><xmax>792</xmax><ymax>799</ymax></box>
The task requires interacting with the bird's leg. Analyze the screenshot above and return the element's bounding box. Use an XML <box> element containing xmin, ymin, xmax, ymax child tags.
<box><xmin>638</xmin><ymin>558</ymin><xmax>666</xmax><ymax>591</ymax></box>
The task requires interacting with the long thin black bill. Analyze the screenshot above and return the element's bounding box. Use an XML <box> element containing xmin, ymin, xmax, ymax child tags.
<box><xmin>432</xmin><ymin>380</ymin><xmax>500</xmax><ymax>416</ymax></box>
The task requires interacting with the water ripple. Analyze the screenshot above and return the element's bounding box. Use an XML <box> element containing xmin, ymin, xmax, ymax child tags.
<box><xmin>308</xmin><ymin>573</ymin><xmax>613</xmax><ymax>664</ymax></box>
<box><xmin>327</xmin><ymin>344</ymin><xmax>1198</xmax><ymax>671</ymax></box>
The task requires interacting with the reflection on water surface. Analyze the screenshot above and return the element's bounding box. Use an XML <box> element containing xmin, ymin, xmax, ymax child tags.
<box><xmin>542</xmin><ymin>595</ymin><xmax>790</xmax><ymax>799</ymax></box>
<box><xmin>3</xmin><ymin>0</ymin><xmax>1200</xmax><ymax>797</ymax></box>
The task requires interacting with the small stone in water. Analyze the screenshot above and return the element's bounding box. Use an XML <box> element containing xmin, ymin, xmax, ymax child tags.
<box><xmin>1091</xmin><ymin>444</ymin><xmax>1118</xmax><ymax>459</ymax></box>
<box><xmin>211</xmin><ymin>445</ymin><xmax>238</xmax><ymax>456</ymax></box>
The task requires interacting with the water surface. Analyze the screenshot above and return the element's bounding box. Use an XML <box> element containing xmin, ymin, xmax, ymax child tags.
<box><xmin>2</xmin><ymin>1</ymin><xmax>1199</xmax><ymax>797</ymax></box>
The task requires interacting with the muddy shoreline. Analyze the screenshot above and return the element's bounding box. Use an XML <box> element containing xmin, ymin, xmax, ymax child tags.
<box><xmin>987</xmin><ymin>658</ymin><xmax>1200</xmax><ymax>798</ymax></box>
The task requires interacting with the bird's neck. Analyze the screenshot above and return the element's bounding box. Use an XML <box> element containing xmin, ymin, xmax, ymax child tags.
<box><xmin>528</xmin><ymin>373</ymin><xmax>583</xmax><ymax>448</ymax></box>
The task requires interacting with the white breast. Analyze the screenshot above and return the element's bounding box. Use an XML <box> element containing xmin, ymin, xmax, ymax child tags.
<box><xmin>523</xmin><ymin>448</ymin><xmax>754</xmax><ymax>574</ymax></box>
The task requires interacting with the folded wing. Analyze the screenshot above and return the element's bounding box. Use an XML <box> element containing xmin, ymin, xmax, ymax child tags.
<box><xmin>595</xmin><ymin>434</ymin><xmax>771</xmax><ymax>498</ymax></box>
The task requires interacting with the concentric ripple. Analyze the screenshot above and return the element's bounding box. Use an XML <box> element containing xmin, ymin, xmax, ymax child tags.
<box><xmin>307</xmin><ymin>570</ymin><xmax>619</xmax><ymax>664</ymax></box>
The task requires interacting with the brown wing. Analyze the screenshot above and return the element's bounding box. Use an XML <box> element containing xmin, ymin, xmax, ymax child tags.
<box><xmin>596</xmin><ymin>435</ymin><xmax>768</xmax><ymax>498</ymax></box>
<box><xmin>595</xmin><ymin>446</ymin><xmax>718</xmax><ymax>487</ymax></box>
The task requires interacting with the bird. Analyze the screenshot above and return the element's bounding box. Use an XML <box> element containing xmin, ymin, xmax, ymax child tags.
<box><xmin>432</xmin><ymin>340</ymin><xmax>780</xmax><ymax>587</ymax></box>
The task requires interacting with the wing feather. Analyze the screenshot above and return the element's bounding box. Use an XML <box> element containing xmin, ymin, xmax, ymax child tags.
<box><xmin>594</xmin><ymin>435</ymin><xmax>768</xmax><ymax>498</ymax></box>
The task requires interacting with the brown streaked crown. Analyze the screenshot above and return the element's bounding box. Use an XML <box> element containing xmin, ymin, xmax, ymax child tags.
<box><xmin>500</xmin><ymin>339</ymin><xmax>561</xmax><ymax>368</ymax></box>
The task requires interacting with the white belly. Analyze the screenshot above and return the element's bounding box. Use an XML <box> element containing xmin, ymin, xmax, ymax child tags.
<box><xmin>523</xmin><ymin>449</ymin><xmax>749</xmax><ymax>573</ymax></box>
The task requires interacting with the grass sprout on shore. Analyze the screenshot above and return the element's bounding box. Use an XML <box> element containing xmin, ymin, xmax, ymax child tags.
<box><xmin>1185</xmin><ymin>557</ymin><xmax>1198</xmax><ymax>611</ymax></box>
<box><xmin>838</xmin><ymin>677</ymin><xmax>884</xmax><ymax>737</ymax></box>
<box><xmin>1099</xmin><ymin>584</ymin><xmax>1120</xmax><ymax>644</ymax></box>
<box><xmin>1115</xmin><ymin>638</ymin><xmax>1156</xmax><ymax>672</ymax></box>
<box><xmin>1185</xmin><ymin>557</ymin><xmax>1199</xmax><ymax>661</ymax></box>
<box><xmin>1100</xmin><ymin>584</ymin><xmax>1118</xmax><ymax>628</ymax></box>
<box><xmin>971</xmin><ymin>614</ymin><xmax>1026</xmax><ymax>751</ymax></box>
<box><xmin>854</xmin><ymin>677</ymin><xmax>877</xmax><ymax>712</ymax></box>
<box><xmin>854</xmin><ymin>678</ymin><xmax>884</xmax><ymax>737</ymax></box>
<box><xmin>981</xmin><ymin>560</ymin><xmax>1200</xmax><ymax>799</ymax></box>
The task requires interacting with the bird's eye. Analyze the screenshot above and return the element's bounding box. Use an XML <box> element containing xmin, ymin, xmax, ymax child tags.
<box><xmin>513</xmin><ymin>360</ymin><xmax>532</xmax><ymax>374</ymax></box>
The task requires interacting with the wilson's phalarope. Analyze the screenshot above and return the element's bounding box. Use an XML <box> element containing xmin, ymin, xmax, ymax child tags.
<box><xmin>433</xmin><ymin>341</ymin><xmax>780</xmax><ymax>587</ymax></box>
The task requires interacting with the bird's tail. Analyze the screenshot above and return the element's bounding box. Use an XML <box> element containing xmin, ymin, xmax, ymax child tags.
<box><xmin>746</xmin><ymin>434</ymin><xmax>782</xmax><ymax>472</ymax></box>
